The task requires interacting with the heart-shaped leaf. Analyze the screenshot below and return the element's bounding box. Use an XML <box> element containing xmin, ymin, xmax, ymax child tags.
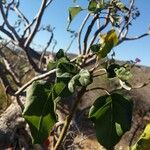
<box><xmin>56</xmin><ymin>61</ymin><xmax>80</xmax><ymax>83</ymax></box>
<box><xmin>23</xmin><ymin>82</ymin><xmax>56</xmax><ymax>144</ymax></box>
<box><xmin>89</xmin><ymin>93</ymin><xmax>133</xmax><ymax>149</ymax></box>
<box><xmin>68</xmin><ymin>74</ymin><xmax>80</xmax><ymax>93</ymax></box>
<box><xmin>79</xmin><ymin>69</ymin><xmax>91</xmax><ymax>86</ymax></box>
<box><xmin>68</xmin><ymin>6</ymin><xmax>82</xmax><ymax>24</ymax></box>
<box><xmin>55</xmin><ymin>49</ymin><xmax>66</xmax><ymax>60</ymax></box>
<box><xmin>98</xmin><ymin>29</ymin><xmax>118</xmax><ymax>58</ymax></box>
<box><xmin>53</xmin><ymin>81</ymin><xmax>72</xmax><ymax>98</ymax></box>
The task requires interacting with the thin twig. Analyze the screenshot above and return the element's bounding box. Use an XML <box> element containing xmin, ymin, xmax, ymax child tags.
<box><xmin>118</xmin><ymin>0</ymin><xmax>135</xmax><ymax>40</ymax></box>
<box><xmin>83</xmin><ymin>14</ymin><xmax>99</xmax><ymax>55</ymax></box>
<box><xmin>91</xmin><ymin>68</ymin><xmax>107</xmax><ymax>78</ymax></box>
<box><xmin>53</xmin><ymin>87</ymin><xmax>86</xmax><ymax>150</ymax></box>
<box><xmin>78</xmin><ymin>14</ymin><xmax>90</xmax><ymax>54</ymax></box>
<box><xmin>66</xmin><ymin>33</ymin><xmax>77</xmax><ymax>52</ymax></box>
<box><xmin>39</xmin><ymin>28</ymin><xmax>54</xmax><ymax>68</ymax></box>
<box><xmin>0</xmin><ymin>43</ymin><xmax>21</xmax><ymax>86</ymax></box>
<box><xmin>12</xmin><ymin>5</ymin><xmax>30</xmax><ymax>30</ymax></box>
<box><xmin>24</xmin><ymin>0</ymin><xmax>48</xmax><ymax>48</ymax></box>
<box><xmin>0</xmin><ymin>26</ymin><xmax>15</xmax><ymax>40</ymax></box>
<box><xmin>0</xmin><ymin>1</ymin><xmax>20</xmax><ymax>42</ymax></box>
<box><xmin>0</xmin><ymin>62</ymin><xmax>16</xmax><ymax>95</ymax></box>
<box><xmin>86</xmin><ymin>9</ymin><xmax>110</xmax><ymax>54</ymax></box>
<box><xmin>15</xmin><ymin>68</ymin><xmax>57</xmax><ymax>95</ymax></box>
<box><xmin>2</xmin><ymin>58</ymin><xmax>21</xmax><ymax>86</ymax></box>
<box><xmin>86</xmin><ymin>87</ymin><xmax>110</xmax><ymax>95</ymax></box>
<box><xmin>123</xmin><ymin>33</ymin><xmax>150</xmax><ymax>41</ymax></box>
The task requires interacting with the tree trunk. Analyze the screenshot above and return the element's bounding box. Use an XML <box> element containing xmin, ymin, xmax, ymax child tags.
<box><xmin>0</xmin><ymin>99</ymin><xmax>33</xmax><ymax>149</ymax></box>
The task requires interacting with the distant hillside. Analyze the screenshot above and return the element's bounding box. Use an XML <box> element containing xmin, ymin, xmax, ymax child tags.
<box><xmin>1</xmin><ymin>48</ymin><xmax>150</xmax><ymax>111</ymax></box>
<box><xmin>0</xmin><ymin>48</ymin><xmax>150</xmax><ymax>149</ymax></box>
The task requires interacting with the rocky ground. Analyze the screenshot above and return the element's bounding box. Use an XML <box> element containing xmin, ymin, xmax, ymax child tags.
<box><xmin>0</xmin><ymin>55</ymin><xmax>150</xmax><ymax>149</ymax></box>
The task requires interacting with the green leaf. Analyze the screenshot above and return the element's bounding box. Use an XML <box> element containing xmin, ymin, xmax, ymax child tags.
<box><xmin>56</xmin><ymin>60</ymin><xmax>80</xmax><ymax>93</ymax></box>
<box><xmin>57</xmin><ymin>61</ymin><xmax>79</xmax><ymax>79</ymax></box>
<box><xmin>97</xmin><ymin>1</ymin><xmax>109</xmax><ymax>10</ymax></box>
<box><xmin>56</xmin><ymin>59</ymin><xmax>73</xmax><ymax>82</ymax></box>
<box><xmin>55</xmin><ymin>49</ymin><xmax>66</xmax><ymax>60</ymax></box>
<box><xmin>47</xmin><ymin>61</ymin><xmax>57</xmax><ymax>71</ymax></box>
<box><xmin>68</xmin><ymin>74</ymin><xmax>80</xmax><ymax>93</ymax></box>
<box><xmin>57</xmin><ymin>57</ymin><xmax>70</xmax><ymax>64</ymax></box>
<box><xmin>68</xmin><ymin>6</ymin><xmax>82</xmax><ymax>24</ymax></box>
<box><xmin>56</xmin><ymin>72</ymin><xmax>72</xmax><ymax>79</ymax></box>
<box><xmin>23</xmin><ymin>82</ymin><xmax>56</xmax><ymax>144</ymax></box>
<box><xmin>90</xmin><ymin>44</ymin><xmax>101</xmax><ymax>54</ymax></box>
<box><xmin>76</xmin><ymin>55</ymin><xmax>83</xmax><ymax>65</ymax></box>
<box><xmin>97</xmin><ymin>29</ymin><xmax>118</xmax><ymax>58</ymax></box>
<box><xmin>89</xmin><ymin>93</ymin><xmax>133</xmax><ymax>149</ymax></box>
<box><xmin>48</xmin><ymin>50</ymin><xmax>69</xmax><ymax>71</ymax></box>
<box><xmin>107</xmin><ymin>64</ymin><xmax>120</xmax><ymax>78</ymax></box>
<box><xmin>115</xmin><ymin>1</ymin><xmax>129</xmax><ymax>13</ymax></box>
<box><xmin>88</xmin><ymin>0</ymin><xmax>97</xmax><ymax>13</ymax></box>
<box><xmin>53</xmin><ymin>82</ymin><xmax>66</xmax><ymax>97</ymax></box>
<box><xmin>79</xmin><ymin>69</ymin><xmax>91</xmax><ymax>86</ymax></box>
<box><xmin>115</xmin><ymin>122</ymin><xmax>123</xmax><ymax>137</ymax></box>
<box><xmin>132</xmin><ymin>123</ymin><xmax>150</xmax><ymax>150</ymax></box>
<box><xmin>56</xmin><ymin>71</ymin><xmax>72</xmax><ymax>84</ymax></box>
<box><xmin>115</xmin><ymin>67</ymin><xmax>132</xmax><ymax>81</ymax></box>
<box><xmin>68</xmin><ymin>69</ymin><xmax>91</xmax><ymax>93</ymax></box>
<box><xmin>53</xmin><ymin>81</ymin><xmax>71</xmax><ymax>98</ymax></box>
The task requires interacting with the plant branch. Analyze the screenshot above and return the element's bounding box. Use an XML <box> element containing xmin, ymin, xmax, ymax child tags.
<box><xmin>118</xmin><ymin>0</ymin><xmax>135</xmax><ymax>40</ymax></box>
<box><xmin>39</xmin><ymin>27</ymin><xmax>54</xmax><ymax>68</ymax></box>
<box><xmin>0</xmin><ymin>62</ymin><xmax>16</xmax><ymax>95</ymax></box>
<box><xmin>83</xmin><ymin>14</ymin><xmax>99</xmax><ymax>55</ymax></box>
<box><xmin>86</xmin><ymin>87</ymin><xmax>110</xmax><ymax>95</ymax></box>
<box><xmin>0</xmin><ymin>43</ymin><xmax>21</xmax><ymax>86</ymax></box>
<box><xmin>91</xmin><ymin>68</ymin><xmax>107</xmax><ymax>76</ymax></box>
<box><xmin>66</xmin><ymin>33</ymin><xmax>78</xmax><ymax>52</ymax></box>
<box><xmin>86</xmin><ymin>9</ymin><xmax>110</xmax><ymax>54</ymax></box>
<box><xmin>12</xmin><ymin>4</ymin><xmax>30</xmax><ymax>29</ymax></box>
<box><xmin>46</xmin><ymin>0</ymin><xmax>53</xmax><ymax>7</ymax></box>
<box><xmin>53</xmin><ymin>87</ymin><xmax>86</xmax><ymax>150</ymax></box>
<box><xmin>0</xmin><ymin>26</ymin><xmax>15</xmax><ymax>40</ymax></box>
<box><xmin>122</xmin><ymin>33</ymin><xmax>150</xmax><ymax>41</ymax></box>
<box><xmin>15</xmin><ymin>68</ymin><xmax>57</xmax><ymax>95</ymax></box>
<box><xmin>24</xmin><ymin>0</ymin><xmax>48</xmax><ymax>48</ymax></box>
<box><xmin>78</xmin><ymin>13</ymin><xmax>90</xmax><ymax>54</ymax></box>
<box><xmin>22</xmin><ymin>47</ymin><xmax>43</xmax><ymax>73</ymax></box>
<box><xmin>0</xmin><ymin>1</ymin><xmax>20</xmax><ymax>42</ymax></box>
<box><xmin>1</xmin><ymin>55</ymin><xmax>21</xmax><ymax>86</ymax></box>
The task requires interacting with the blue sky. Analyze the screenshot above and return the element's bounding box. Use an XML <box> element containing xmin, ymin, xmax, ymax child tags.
<box><xmin>1</xmin><ymin>0</ymin><xmax>150</xmax><ymax>66</ymax></box>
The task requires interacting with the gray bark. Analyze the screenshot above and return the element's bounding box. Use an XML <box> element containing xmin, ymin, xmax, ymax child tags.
<box><xmin>0</xmin><ymin>100</ymin><xmax>33</xmax><ymax>149</ymax></box>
